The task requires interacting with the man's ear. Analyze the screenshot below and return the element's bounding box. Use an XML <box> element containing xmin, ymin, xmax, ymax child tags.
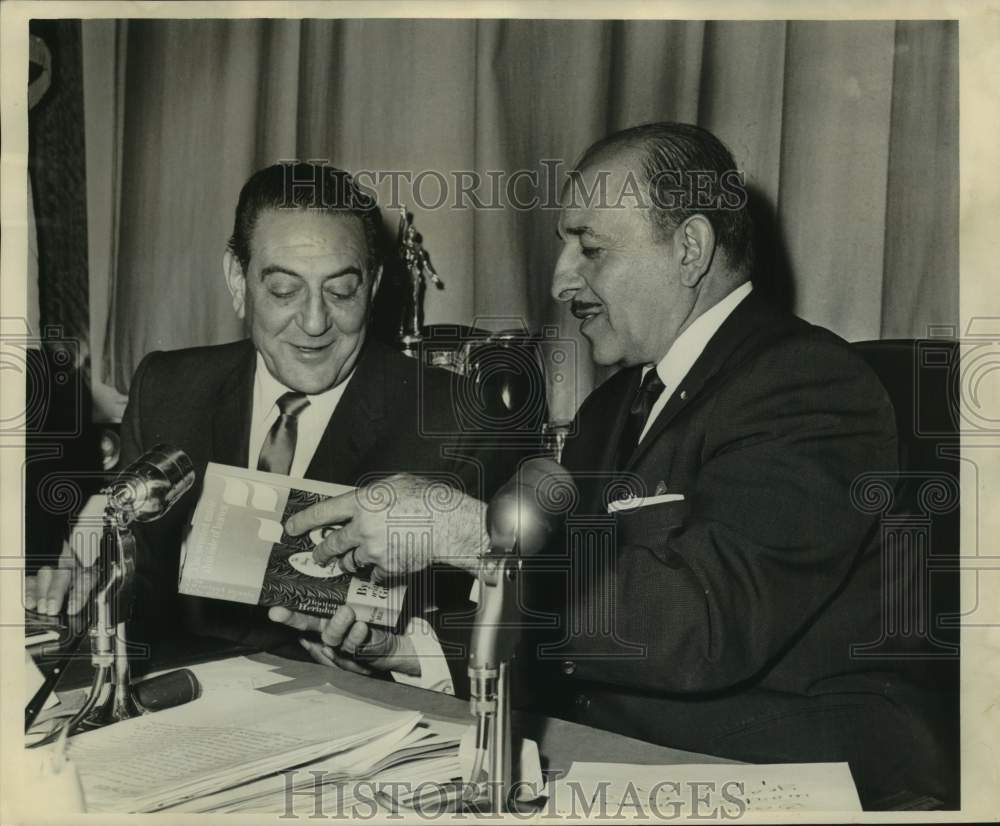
<box><xmin>223</xmin><ymin>249</ymin><xmax>247</xmax><ymax>320</ymax></box>
<box><xmin>677</xmin><ymin>215</ymin><xmax>716</xmax><ymax>288</ymax></box>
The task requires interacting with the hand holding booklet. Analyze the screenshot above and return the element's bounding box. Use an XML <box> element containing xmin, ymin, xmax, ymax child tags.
<box><xmin>179</xmin><ymin>463</ymin><xmax>405</xmax><ymax>625</ymax></box>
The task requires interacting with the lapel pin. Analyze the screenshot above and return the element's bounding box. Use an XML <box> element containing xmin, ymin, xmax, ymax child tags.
<box><xmin>679</xmin><ymin>390</ymin><xmax>688</xmax><ymax>400</ymax></box>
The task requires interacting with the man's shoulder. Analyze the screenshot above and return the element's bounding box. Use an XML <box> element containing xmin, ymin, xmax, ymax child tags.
<box><xmin>139</xmin><ymin>340</ymin><xmax>253</xmax><ymax>377</ymax></box>
<box><xmin>133</xmin><ymin>340</ymin><xmax>254</xmax><ymax>400</ymax></box>
<box><xmin>742</xmin><ymin>312</ymin><xmax>881</xmax><ymax>387</ymax></box>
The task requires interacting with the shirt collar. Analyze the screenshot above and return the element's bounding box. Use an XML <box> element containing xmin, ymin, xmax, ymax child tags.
<box><xmin>645</xmin><ymin>281</ymin><xmax>754</xmax><ymax>389</ymax></box>
<box><xmin>253</xmin><ymin>352</ymin><xmax>355</xmax><ymax>419</ymax></box>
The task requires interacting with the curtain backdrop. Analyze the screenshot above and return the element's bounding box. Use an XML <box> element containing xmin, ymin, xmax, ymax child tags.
<box><xmin>89</xmin><ymin>19</ymin><xmax>958</xmax><ymax>421</ymax></box>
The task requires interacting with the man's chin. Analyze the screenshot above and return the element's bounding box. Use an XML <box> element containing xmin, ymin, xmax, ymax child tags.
<box><xmin>582</xmin><ymin>332</ymin><xmax>621</xmax><ymax>367</ymax></box>
<box><xmin>268</xmin><ymin>362</ymin><xmax>343</xmax><ymax>395</ymax></box>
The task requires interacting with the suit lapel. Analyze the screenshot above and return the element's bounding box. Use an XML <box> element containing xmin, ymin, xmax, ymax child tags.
<box><xmin>623</xmin><ymin>292</ymin><xmax>785</xmax><ymax>471</ymax></box>
<box><xmin>211</xmin><ymin>340</ymin><xmax>256</xmax><ymax>469</ymax></box>
<box><xmin>305</xmin><ymin>339</ymin><xmax>388</xmax><ymax>485</ymax></box>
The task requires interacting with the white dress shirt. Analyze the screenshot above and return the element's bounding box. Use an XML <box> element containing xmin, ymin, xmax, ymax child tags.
<box><xmin>638</xmin><ymin>281</ymin><xmax>753</xmax><ymax>443</ymax></box>
<box><xmin>249</xmin><ymin>353</ymin><xmax>454</xmax><ymax>695</ymax></box>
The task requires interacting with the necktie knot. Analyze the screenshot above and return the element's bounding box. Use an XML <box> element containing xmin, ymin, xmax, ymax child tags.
<box><xmin>277</xmin><ymin>391</ymin><xmax>310</xmax><ymax>419</ymax></box>
<box><xmin>630</xmin><ymin>370</ymin><xmax>665</xmax><ymax>417</ymax></box>
<box><xmin>257</xmin><ymin>392</ymin><xmax>310</xmax><ymax>476</ymax></box>
<box><xmin>617</xmin><ymin>368</ymin><xmax>665</xmax><ymax>469</ymax></box>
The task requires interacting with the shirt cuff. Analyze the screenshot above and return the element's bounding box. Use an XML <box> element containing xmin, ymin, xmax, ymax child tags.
<box><xmin>390</xmin><ymin>616</ymin><xmax>455</xmax><ymax>695</ymax></box>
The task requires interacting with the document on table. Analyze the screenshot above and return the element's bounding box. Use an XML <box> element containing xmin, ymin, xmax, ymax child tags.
<box><xmin>143</xmin><ymin>655</ymin><xmax>296</xmax><ymax>693</ymax></box>
<box><xmin>68</xmin><ymin>689</ymin><xmax>419</xmax><ymax>812</ymax></box>
<box><xmin>171</xmin><ymin>717</ymin><xmax>456</xmax><ymax>813</ymax></box>
<box><xmin>553</xmin><ymin>761</ymin><xmax>861</xmax><ymax>816</ymax></box>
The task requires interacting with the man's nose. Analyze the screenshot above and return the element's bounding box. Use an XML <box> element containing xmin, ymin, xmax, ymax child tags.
<box><xmin>298</xmin><ymin>290</ymin><xmax>331</xmax><ymax>336</ymax></box>
<box><xmin>551</xmin><ymin>247</ymin><xmax>583</xmax><ymax>302</ymax></box>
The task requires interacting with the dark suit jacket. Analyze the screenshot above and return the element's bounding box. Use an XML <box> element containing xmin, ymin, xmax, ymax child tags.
<box><xmin>525</xmin><ymin>292</ymin><xmax>948</xmax><ymax>806</ymax></box>
<box><xmin>120</xmin><ymin>337</ymin><xmax>516</xmax><ymax>696</ymax></box>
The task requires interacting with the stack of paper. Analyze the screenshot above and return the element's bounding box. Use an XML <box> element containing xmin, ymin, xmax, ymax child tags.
<box><xmin>173</xmin><ymin>715</ymin><xmax>467</xmax><ymax>814</ymax></box>
<box><xmin>68</xmin><ymin>690</ymin><xmax>420</xmax><ymax>812</ymax></box>
<box><xmin>27</xmin><ymin>657</ymin><xmax>293</xmax><ymax>743</ymax></box>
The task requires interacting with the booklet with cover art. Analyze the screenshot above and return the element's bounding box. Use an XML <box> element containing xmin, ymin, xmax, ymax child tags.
<box><xmin>179</xmin><ymin>463</ymin><xmax>405</xmax><ymax>626</ymax></box>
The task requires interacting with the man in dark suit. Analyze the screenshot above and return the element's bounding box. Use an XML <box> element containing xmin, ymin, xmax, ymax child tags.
<box><xmin>532</xmin><ymin>123</ymin><xmax>949</xmax><ymax>807</ymax></box>
<box><xmin>288</xmin><ymin>124</ymin><xmax>949</xmax><ymax>806</ymax></box>
<box><xmin>27</xmin><ymin>162</ymin><xmax>509</xmax><ymax>696</ymax></box>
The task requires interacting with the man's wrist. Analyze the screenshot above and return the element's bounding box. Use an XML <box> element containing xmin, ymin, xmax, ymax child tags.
<box><xmin>435</xmin><ymin>493</ymin><xmax>489</xmax><ymax>574</ymax></box>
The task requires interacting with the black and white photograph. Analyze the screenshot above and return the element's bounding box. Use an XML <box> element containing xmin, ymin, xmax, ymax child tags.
<box><xmin>2</xmin><ymin>1</ymin><xmax>998</xmax><ymax>822</ymax></box>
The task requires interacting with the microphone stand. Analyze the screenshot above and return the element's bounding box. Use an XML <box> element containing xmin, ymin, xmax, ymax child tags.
<box><xmin>28</xmin><ymin>445</ymin><xmax>195</xmax><ymax>745</ymax></box>
<box><xmin>467</xmin><ymin>552</ymin><xmax>522</xmax><ymax>814</ymax></box>
<box><xmin>78</xmin><ymin>501</ymin><xmax>142</xmax><ymax>728</ymax></box>
<box><xmin>29</xmin><ymin>501</ymin><xmax>142</xmax><ymax>746</ymax></box>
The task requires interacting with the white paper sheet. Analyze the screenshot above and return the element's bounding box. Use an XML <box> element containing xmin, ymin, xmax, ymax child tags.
<box><xmin>143</xmin><ymin>655</ymin><xmax>295</xmax><ymax>693</ymax></box>
<box><xmin>69</xmin><ymin>689</ymin><xmax>419</xmax><ymax>812</ymax></box>
<box><xmin>552</xmin><ymin>761</ymin><xmax>861</xmax><ymax>817</ymax></box>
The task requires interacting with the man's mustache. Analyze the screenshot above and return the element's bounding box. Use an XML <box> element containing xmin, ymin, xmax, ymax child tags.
<box><xmin>571</xmin><ymin>301</ymin><xmax>603</xmax><ymax>319</ymax></box>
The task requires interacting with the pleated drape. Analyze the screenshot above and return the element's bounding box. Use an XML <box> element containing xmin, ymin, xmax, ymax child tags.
<box><xmin>97</xmin><ymin>19</ymin><xmax>958</xmax><ymax>420</ymax></box>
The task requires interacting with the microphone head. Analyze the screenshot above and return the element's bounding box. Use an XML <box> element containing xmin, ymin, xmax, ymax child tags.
<box><xmin>108</xmin><ymin>444</ymin><xmax>195</xmax><ymax>522</ymax></box>
<box><xmin>486</xmin><ymin>458</ymin><xmax>578</xmax><ymax>557</ymax></box>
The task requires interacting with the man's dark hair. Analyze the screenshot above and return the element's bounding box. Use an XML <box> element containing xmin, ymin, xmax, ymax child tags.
<box><xmin>577</xmin><ymin>122</ymin><xmax>754</xmax><ymax>276</ymax></box>
<box><xmin>227</xmin><ymin>162</ymin><xmax>384</xmax><ymax>274</ymax></box>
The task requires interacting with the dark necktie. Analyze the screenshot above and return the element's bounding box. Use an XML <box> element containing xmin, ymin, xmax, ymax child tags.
<box><xmin>616</xmin><ymin>368</ymin><xmax>665</xmax><ymax>469</ymax></box>
<box><xmin>256</xmin><ymin>391</ymin><xmax>310</xmax><ymax>476</ymax></box>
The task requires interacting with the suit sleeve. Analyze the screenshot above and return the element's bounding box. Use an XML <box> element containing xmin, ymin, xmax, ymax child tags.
<box><xmin>566</xmin><ymin>338</ymin><xmax>898</xmax><ymax>693</ymax></box>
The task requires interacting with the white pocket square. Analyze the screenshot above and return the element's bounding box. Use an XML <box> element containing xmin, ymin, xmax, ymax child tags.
<box><xmin>607</xmin><ymin>493</ymin><xmax>685</xmax><ymax>513</ymax></box>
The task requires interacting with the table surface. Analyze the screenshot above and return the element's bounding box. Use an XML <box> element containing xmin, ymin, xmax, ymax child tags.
<box><xmin>32</xmin><ymin>632</ymin><xmax>731</xmax><ymax>779</ymax></box>
<box><xmin>219</xmin><ymin>651</ymin><xmax>732</xmax><ymax>778</ymax></box>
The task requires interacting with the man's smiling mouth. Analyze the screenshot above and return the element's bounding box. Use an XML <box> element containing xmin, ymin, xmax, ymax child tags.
<box><xmin>291</xmin><ymin>342</ymin><xmax>333</xmax><ymax>356</ymax></box>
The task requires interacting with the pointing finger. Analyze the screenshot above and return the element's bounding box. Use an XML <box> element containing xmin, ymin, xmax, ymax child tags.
<box><xmin>286</xmin><ymin>490</ymin><xmax>358</xmax><ymax>536</ymax></box>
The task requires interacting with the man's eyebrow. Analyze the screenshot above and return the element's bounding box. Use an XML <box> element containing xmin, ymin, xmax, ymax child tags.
<box><xmin>560</xmin><ymin>225</ymin><xmax>610</xmax><ymax>242</ymax></box>
<box><xmin>259</xmin><ymin>264</ymin><xmax>363</xmax><ymax>280</ymax></box>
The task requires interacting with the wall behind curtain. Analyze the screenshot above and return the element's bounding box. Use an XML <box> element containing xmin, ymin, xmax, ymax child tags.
<box><xmin>90</xmin><ymin>19</ymin><xmax>958</xmax><ymax>421</ymax></box>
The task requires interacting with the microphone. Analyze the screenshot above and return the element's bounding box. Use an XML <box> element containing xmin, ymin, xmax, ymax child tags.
<box><xmin>26</xmin><ymin>446</ymin><xmax>198</xmax><ymax>738</ymax></box>
<box><xmin>107</xmin><ymin>444</ymin><xmax>196</xmax><ymax>523</ymax></box>
<box><xmin>470</xmin><ymin>458</ymin><xmax>578</xmax><ymax>681</ymax></box>
<box><xmin>133</xmin><ymin>669</ymin><xmax>201</xmax><ymax>712</ymax></box>
<box><xmin>484</xmin><ymin>457</ymin><xmax>578</xmax><ymax>558</ymax></box>
<box><xmin>466</xmin><ymin>459</ymin><xmax>577</xmax><ymax>810</ymax></box>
